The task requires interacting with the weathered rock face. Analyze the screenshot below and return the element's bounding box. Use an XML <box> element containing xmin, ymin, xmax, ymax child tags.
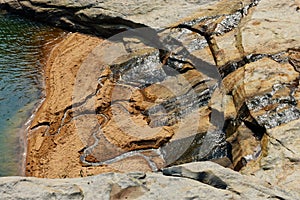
<box><xmin>0</xmin><ymin>0</ymin><xmax>299</xmax><ymax>198</ymax></box>
<box><xmin>0</xmin><ymin>0</ymin><xmax>220</xmax><ymax>37</ymax></box>
<box><xmin>2</xmin><ymin>0</ymin><xmax>297</xmax><ymax>185</ymax></box>
<box><xmin>241</xmin><ymin>119</ymin><xmax>300</xmax><ymax>194</ymax></box>
<box><xmin>26</xmin><ymin>28</ymin><xmax>228</xmax><ymax>178</ymax></box>
<box><xmin>0</xmin><ymin>162</ymin><xmax>298</xmax><ymax>199</ymax></box>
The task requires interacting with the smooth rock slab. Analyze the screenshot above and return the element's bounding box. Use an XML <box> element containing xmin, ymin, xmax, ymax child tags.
<box><xmin>0</xmin><ymin>0</ymin><xmax>220</xmax><ymax>36</ymax></box>
<box><xmin>0</xmin><ymin>161</ymin><xmax>297</xmax><ymax>199</ymax></box>
<box><xmin>241</xmin><ymin>0</ymin><xmax>300</xmax><ymax>54</ymax></box>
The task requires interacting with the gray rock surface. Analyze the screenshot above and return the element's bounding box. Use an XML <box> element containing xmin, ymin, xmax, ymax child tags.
<box><xmin>0</xmin><ymin>0</ymin><xmax>220</xmax><ymax>37</ymax></box>
<box><xmin>0</xmin><ymin>161</ymin><xmax>297</xmax><ymax>199</ymax></box>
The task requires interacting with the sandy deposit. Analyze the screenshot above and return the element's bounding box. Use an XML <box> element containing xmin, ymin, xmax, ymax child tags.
<box><xmin>25</xmin><ymin>33</ymin><xmax>118</xmax><ymax>178</ymax></box>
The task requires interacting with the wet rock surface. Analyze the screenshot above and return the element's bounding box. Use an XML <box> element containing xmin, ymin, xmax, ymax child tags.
<box><xmin>0</xmin><ymin>0</ymin><xmax>300</xmax><ymax>198</ymax></box>
<box><xmin>25</xmin><ymin>29</ymin><xmax>227</xmax><ymax>178</ymax></box>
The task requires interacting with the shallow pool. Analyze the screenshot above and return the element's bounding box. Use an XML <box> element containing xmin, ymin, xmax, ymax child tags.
<box><xmin>0</xmin><ymin>13</ymin><xmax>63</xmax><ymax>176</ymax></box>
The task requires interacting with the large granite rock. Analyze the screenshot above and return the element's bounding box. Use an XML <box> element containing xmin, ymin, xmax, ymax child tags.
<box><xmin>0</xmin><ymin>162</ymin><xmax>298</xmax><ymax>199</ymax></box>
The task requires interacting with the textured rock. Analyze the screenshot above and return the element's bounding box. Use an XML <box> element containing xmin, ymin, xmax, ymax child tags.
<box><xmin>241</xmin><ymin>0</ymin><xmax>300</xmax><ymax>55</ymax></box>
<box><xmin>226</xmin><ymin>122</ymin><xmax>260</xmax><ymax>171</ymax></box>
<box><xmin>223</xmin><ymin>57</ymin><xmax>299</xmax><ymax>115</ymax></box>
<box><xmin>210</xmin><ymin>1</ymin><xmax>300</xmax><ymax>196</ymax></box>
<box><xmin>241</xmin><ymin>119</ymin><xmax>300</xmax><ymax>196</ymax></box>
<box><xmin>26</xmin><ymin>33</ymin><xmax>110</xmax><ymax>178</ymax></box>
<box><xmin>208</xmin><ymin>0</ymin><xmax>300</xmax><ymax>66</ymax></box>
<box><xmin>1</xmin><ymin>0</ymin><xmax>300</xmax><ymax>198</ymax></box>
<box><xmin>26</xmin><ymin>29</ymin><xmax>227</xmax><ymax>177</ymax></box>
<box><xmin>0</xmin><ymin>0</ymin><xmax>221</xmax><ymax>37</ymax></box>
<box><xmin>0</xmin><ymin>162</ymin><xmax>298</xmax><ymax>199</ymax></box>
<box><xmin>163</xmin><ymin>161</ymin><xmax>299</xmax><ymax>199</ymax></box>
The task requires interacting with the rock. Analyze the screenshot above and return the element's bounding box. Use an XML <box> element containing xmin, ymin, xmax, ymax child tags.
<box><xmin>208</xmin><ymin>0</ymin><xmax>300</xmax><ymax>66</ymax></box>
<box><xmin>222</xmin><ymin>56</ymin><xmax>300</xmax><ymax>170</ymax></box>
<box><xmin>212</xmin><ymin>1</ymin><xmax>300</xmax><ymax>196</ymax></box>
<box><xmin>26</xmin><ymin>33</ymin><xmax>109</xmax><ymax>178</ymax></box>
<box><xmin>241</xmin><ymin>119</ymin><xmax>300</xmax><ymax>196</ymax></box>
<box><xmin>223</xmin><ymin>57</ymin><xmax>299</xmax><ymax>118</ymax></box>
<box><xmin>26</xmin><ymin>28</ymin><xmax>228</xmax><ymax>177</ymax></box>
<box><xmin>226</xmin><ymin>122</ymin><xmax>261</xmax><ymax>170</ymax></box>
<box><xmin>0</xmin><ymin>0</ymin><xmax>221</xmax><ymax>37</ymax></box>
<box><xmin>1</xmin><ymin>0</ymin><xmax>299</xmax><ymax>197</ymax></box>
<box><xmin>162</xmin><ymin>161</ymin><xmax>299</xmax><ymax>199</ymax></box>
<box><xmin>15</xmin><ymin>0</ymin><xmax>299</xmax><ymax>185</ymax></box>
<box><xmin>0</xmin><ymin>162</ymin><xmax>298</xmax><ymax>199</ymax></box>
<box><xmin>241</xmin><ymin>0</ymin><xmax>300</xmax><ymax>55</ymax></box>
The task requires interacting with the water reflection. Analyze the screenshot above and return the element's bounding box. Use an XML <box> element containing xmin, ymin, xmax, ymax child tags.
<box><xmin>0</xmin><ymin>14</ymin><xmax>64</xmax><ymax>176</ymax></box>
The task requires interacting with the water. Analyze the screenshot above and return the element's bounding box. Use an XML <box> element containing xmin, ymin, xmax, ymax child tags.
<box><xmin>0</xmin><ymin>13</ymin><xmax>64</xmax><ymax>176</ymax></box>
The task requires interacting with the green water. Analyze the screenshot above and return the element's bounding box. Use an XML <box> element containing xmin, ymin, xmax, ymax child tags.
<box><xmin>0</xmin><ymin>13</ymin><xmax>63</xmax><ymax>176</ymax></box>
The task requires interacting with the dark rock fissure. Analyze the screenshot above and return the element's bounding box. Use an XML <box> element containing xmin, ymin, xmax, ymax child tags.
<box><xmin>265</xmin><ymin>133</ymin><xmax>295</xmax><ymax>154</ymax></box>
<box><xmin>30</xmin><ymin>121</ymin><xmax>50</xmax><ymax>130</ymax></box>
<box><xmin>288</xmin><ymin>48</ymin><xmax>300</xmax><ymax>72</ymax></box>
<box><xmin>219</xmin><ymin>52</ymin><xmax>290</xmax><ymax>79</ymax></box>
<box><xmin>162</xmin><ymin>166</ymin><xmax>228</xmax><ymax>190</ymax></box>
<box><xmin>224</xmin><ymin>102</ymin><xmax>266</xmax><ymax>148</ymax></box>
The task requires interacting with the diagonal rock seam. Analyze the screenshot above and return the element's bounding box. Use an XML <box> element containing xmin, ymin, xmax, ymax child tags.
<box><xmin>162</xmin><ymin>166</ymin><xmax>228</xmax><ymax>190</ymax></box>
<box><xmin>220</xmin><ymin>52</ymin><xmax>290</xmax><ymax>79</ymax></box>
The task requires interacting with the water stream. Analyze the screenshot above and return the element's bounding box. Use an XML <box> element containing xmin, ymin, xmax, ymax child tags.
<box><xmin>0</xmin><ymin>13</ymin><xmax>63</xmax><ymax>176</ymax></box>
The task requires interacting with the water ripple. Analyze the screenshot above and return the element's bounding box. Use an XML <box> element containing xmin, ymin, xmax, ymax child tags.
<box><xmin>0</xmin><ymin>14</ymin><xmax>64</xmax><ymax>176</ymax></box>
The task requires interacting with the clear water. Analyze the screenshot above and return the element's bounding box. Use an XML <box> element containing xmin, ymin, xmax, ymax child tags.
<box><xmin>0</xmin><ymin>13</ymin><xmax>63</xmax><ymax>176</ymax></box>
